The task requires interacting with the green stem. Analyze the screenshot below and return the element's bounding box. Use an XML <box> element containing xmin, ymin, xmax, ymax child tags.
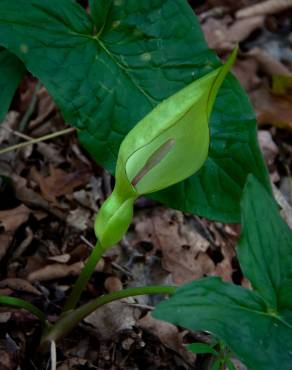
<box><xmin>62</xmin><ymin>241</ymin><xmax>106</xmax><ymax>312</ymax></box>
<box><xmin>0</xmin><ymin>295</ymin><xmax>47</xmax><ymax>325</ymax></box>
<box><xmin>41</xmin><ymin>285</ymin><xmax>176</xmax><ymax>347</ymax></box>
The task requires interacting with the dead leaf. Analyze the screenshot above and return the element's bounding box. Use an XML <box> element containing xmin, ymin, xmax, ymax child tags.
<box><xmin>247</xmin><ymin>48</ymin><xmax>292</xmax><ymax>77</ymax></box>
<box><xmin>273</xmin><ymin>184</ymin><xmax>292</xmax><ymax>228</ymax></box>
<box><xmin>30</xmin><ymin>165</ymin><xmax>91</xmax><ymax>206</ymax></box>
<box><xmin>27</xmin><ymin>261</ymin><xmax>84</xmax><ymax>282</ymax></box>
<box><xmin>66</xmin><ymin>207</ymin><xmax>92</xmax><ymax>231</ymax></box>
<box><xmin>0</xmin><ymin>204</ymin><xmax>31</xmax><ymax>232</ymax></box>
<box><xmin>47</xmin><ymin>254</ymin><xmax>71</xmax><ymax>264</ymax></box>
<box><xmin>228</xmin><ymin>16</ymin><xmax>265</xmax><ymax>43</ymax></box>
<box><xmin>258</xmin><ymin>130</ymin><xmax>279</xmax><ymax>166</ymax></box>
<box><xmin>104</xmin><ymin>276</ymin><xmax>123</xmax><ymax>293</ymax></box>
<box><xmin>232</xmin><ymin>57</ymin><xmax>261</xmax><ymax>91</ymax></box>
<box><xmin>236</xmin><ymin>0</ymin><xmax>292</xmax><ymax>19</ymax></box>
<box><xmin>139</xmin><ymin>313</ymin><xmax>196</xmax><ymax>363</ymax></box>
<box><xmin>0</xmin><ymin>278</ymin><xmax>40</xmax><ymax>295</ymax></box>
<box><xmin>84</xmin><ymin>300</ymin><xmax>139</xmax><ymax>341</ymax></box>
<box><xmin>10</xmin><ymin>174</ymin><xmax>65</xmax><ymax>220</ymax></box>
<box><xmin>202</xmin><ymin>18</ymin><xmax>231</xmax><ymax>51</ymax></box>
<box><xmin>0</xmin><ymin>234</ymin><xmax>13</xmax><ymax>261</ymax></box>
<box><xmin>133</xmin><ymin>208</ymin><xmax>214</xmax><ymax>284</ymax></box>
<box><xmin>250</xmin><ymin>87</ymin><xmax>292</xmax><ymax>130</ymax></box>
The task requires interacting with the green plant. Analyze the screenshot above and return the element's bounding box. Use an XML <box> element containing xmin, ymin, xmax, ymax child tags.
<box><xmin>0</xmin><ymin>1</ymin><xmax>290</xmax><ymax>369</ymax></box>
<box><xmin>153</xmin><ymin>175</ymin><xmax>292</xmax><ymax>370</ymax></box>
<box><xmin>187</xmin><ymin>340</ymin><xmax>236</xmax><ymax>370</ymax></box>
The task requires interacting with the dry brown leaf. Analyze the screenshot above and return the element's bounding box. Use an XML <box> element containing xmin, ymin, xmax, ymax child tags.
<box><xmin>202</xmin><ymin>16</ymin><xmax>264</xmax><ymax>52</ymax></box>
<box><xmin>104</xmin><ymin>276</ymin><xmax>123</xmax><ymax>293</ymax></box>
<box><xmin>0</xmin><ymin>278</ymin><xmax>40</xmax><ymax>295</ymax></box>
<box><xmin>47</xmin><ymin>254</ymin><xmax>71</xmax><ymax>264</ymax></box>
<box><xmin>236</xmin><ymin>0</ymin><xmax>292</xmax><ymax>18</ymax></box>
<box><xmin>0</xmin><ymin>204</ymin><xmax>31</xmax><ymax>232</ymax></box>
<box><xmin>0</xmin><ymin>234</ymin><xmax>12</xmax><ymax>261</ymax></box>
<box><xmin>138</xmin><ymin>313</ymin><xmax>196</xmax><ymax>363</ymax></box>
<box><xmin>247</xmin><ymin>48</ymin><xmax>292</xmax><ymax>76</ymax></box>
<box><xmin>10</xmin><ymin>174</ymin><xmax>65</xmax><ymax>220</ymax></box>
<box><xmin>27</xmin><ymin>261</ymin><xmax>84</xmax><ymax>282</ymax></box>
<box><xmin>13</xmin><ymin>226</ymin><xmax>34</xmax><ymax>258</ymax></box>
<box><xmin>28</xmin><ymin>86</ymin><xmax>56</xmax><ymax>130</ymax></box>
<box><xmin>30</xmin><ymin>164</ymin><xmax>91</xmax><ymax>205</ymax></box>
<box><xmin>133</xmin><ymin>208</ymin><xmax>214</xmax><ymax>284</ymax></box>
<box><xmin>84</xmin><ymin>300</ymin><xmax>139</xmax><ymax>340</ymax></box>
<box><xmin>228</xmin><ymin>16</ymin><xmax>265</xmax><ymax>43</ymax></box>
<box><xmin>250</xmin><ymin>87</ymin><xmax>292</xmax><ymax>130</ymax></box>
<box><xmin>232</xmin><ymin>57</ymin><xmax>261</xmax><ymax>91</ymax></box>
<box><xmin>66</xmin><ymin>207</ymin><xmax>92</xmax><ymax>231</ymax></box>
<box><xmin>202</xmin><ymin>18</ymin><xmax>231</xmax><ymax>51</ymax></box>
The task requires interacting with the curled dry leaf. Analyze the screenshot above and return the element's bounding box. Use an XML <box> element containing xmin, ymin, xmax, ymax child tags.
<box><xmin>236</xmin><ymin>0</ymin><xmax>292</xmax><ymax>18</ymax></box>
<box><xmin>133</xmin><ymin>208</ymin><xmax>214</xmax><ymax>284</ymax></box>
<box><xmin>104</xmin><ymin>276</ymin><xmax>123</xmax><ymax>293</ymax></box>
<box><xmin>247</xmin><ymin>48</ymin><xmax>292</xmax><ymax>77</ymax></box>
<box><xmin>227</xmin><ymin>16</ymin><xmax>265</xmax><ymax>43</ymax></box>
<box><xmin>47</xmin><ymin>254</ymin><xmax>71</xmax><ymax>264</ymax></box>
<box><xmin>0</xmin><ymin>204</ymin><xmax>31</xmax><ymax>261</ymax></box>
<box><xmin>232</xmin><ymin>57</ymin><xmax>261</xmax><ymax>91</ymax></box>
<box><xmin>139</xmin><ymin>312</ymin><xmax>196</xmax><ymax>364</ymax></box>
<box><xmin>0</xmin><ymin>278</ymin><xmax>40</xmax><ymax>295</ymax></box>
<box><xmin>27</xmin><ymin>261</ymin><xmax>84</xmax><ymax>282</ymax></box>
<box><xmin>0</xmin><ymin>204</ymin><xmax>31</xmax><ymax>232</ymax></box>
<box><xmin>30</xmin><ymin>165</ymin><xmax>91</xmax><ymax>206</ymax></box>
<box><xmin>10</xmin><ymin>174</ymin><xmax>64</xmax><ymax>220</ymax></box>
<box><xmin>202</xmin><ymin>16</ymin><xmax>264</xmax><ymax>52</ymax></box>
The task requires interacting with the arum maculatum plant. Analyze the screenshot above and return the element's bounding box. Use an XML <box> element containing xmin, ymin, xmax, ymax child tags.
<box><xmin>0</xmin><ymin>48</ymin><xmax>237</xmax><ymax>352</ymax></box>
<box><xmin>62</xmin><ymin>47</ymin><xmax>238</xmax><ymax>313</ymax></box>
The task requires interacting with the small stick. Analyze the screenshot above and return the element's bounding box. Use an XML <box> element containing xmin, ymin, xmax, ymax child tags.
<box><xmin>0</xmin><ymin>127</ymin><xmax>75</xmax><ymax>155</ymax></box>
<box><xmin>50</xmin><ymin>341</ymin><xmax>57</xmax><ymax>370</ymax></box>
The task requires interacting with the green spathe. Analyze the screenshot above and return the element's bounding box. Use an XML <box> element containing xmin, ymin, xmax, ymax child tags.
<box><xmin>95</xmin><ymin>49</ymin><xmax>237</xmax><ymax>248</ymax></box>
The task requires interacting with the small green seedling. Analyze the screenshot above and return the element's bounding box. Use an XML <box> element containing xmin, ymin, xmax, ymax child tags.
<box><xmin>187</xmin><ymin>340</ymin><xmax>236</xmax><ymax>370</ymax></box>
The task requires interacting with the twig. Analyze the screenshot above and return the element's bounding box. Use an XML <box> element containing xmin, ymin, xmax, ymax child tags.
<box><xmin>50</xmin><ymin>341</ymin><xmax>57</xmax><ymax>370</ymax></box>
<box><xmin>0</xmin><ymin>127</ymin><xmax>75</xmax><ymax>155</ymax></box>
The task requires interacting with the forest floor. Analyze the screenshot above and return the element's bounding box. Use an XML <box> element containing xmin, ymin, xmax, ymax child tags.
<box><xmin>0</xmin><ymin>0</ymin><xmax>291</xmax><ymax>369</ymax></box>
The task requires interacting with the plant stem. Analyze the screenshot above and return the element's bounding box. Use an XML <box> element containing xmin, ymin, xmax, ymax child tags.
<box><xmin>0</xmin><ymin>295</ymin><xmax>47</xmax><ymax>324</ymax></box>
<box><xmin>41</xmin><ymin>285</ymin><xmax>176</xmax><ymax>347</ymax></box>
<box><xmin>0</xmin><ymin>127</ymin><xmax>75</xmax><ymax>155</ymax></box>
<box><xmin>62</xmin><ymin>241</ymin><xmax>106</xmax><ymax>312</ymax></box>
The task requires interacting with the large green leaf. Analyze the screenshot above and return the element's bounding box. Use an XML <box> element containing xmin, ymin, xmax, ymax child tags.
<box><xmin>0</xmin><ymin>48</ymin><xmax>25</xmax><ymax>122</ymax></box>
<box><xmin>153</xmin><ymin>176</ymin><xmax>292</xmax><ymax>370</ymax></box>
<box><xmin>237</xmin><ymin>175</ymin><xmax>292</xmax><ymax>309</ymax></box>
<box><xmin>0</xmin><ymin>0</ymin><xmax>270</xmax><ymax>222</ymax></box>
<box><xmin>153</xmin><ymin>277</ymin><xmax>292</xmax><ymax>370</ymax></box>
